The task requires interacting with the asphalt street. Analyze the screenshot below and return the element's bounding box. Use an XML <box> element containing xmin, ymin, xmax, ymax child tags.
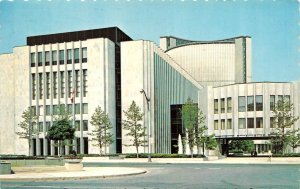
<box><xmin>0</xmin><ymin>163</ymin><xmax>299</xmax><ymax>189</ymax></box>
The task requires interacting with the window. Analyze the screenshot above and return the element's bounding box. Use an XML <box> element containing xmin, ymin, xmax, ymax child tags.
<box><xmin>30</xmin><ymin>52</ymin><xmax>35</xmax><ymax>67</ymax></box>
<box><xmin>45</xmin><ymin>51</ymin><xmax>50</xmax><ymax>66</ymax></box>
<box><xmin>38</xmin><ymin>105</ymin><xmax>43</xmax><ymax>116</ymax></box>
<box><xmin>284</xmin><ymin>95</ymin><xmax>290</xmax><ymax>106</ymax></box>
<box><xmin>53</xmin><ymin>105</ymin><xmax>58</xmax><ymax>115</ymax></box>
<box><xmin>238</xmin><ymin>96</ymin><xmax>246</xmax><ymax>112</ymax></box>
<box><xmin>256</xmin><ymin>95</ymin><xmax>263</xmax><ymax>111</ymax></box>
<box><xmin>214</xmin><ymin>120</ymin><xmax>218</xmax><ymax>130</ymax></box>
<box><xmin>82</xmin><ymin>48</ymin><xmax>87</xmax><ymax>63</ymax></box>
<box><xmin>38</xmin><ymin>122</ymin><xmax>43</xmax><ymax>132</ymax></box>
<box><xmin>221</xmin><ymin>98</ymin><xmax>225</xmax><ymax>113</ymax></box>
<box><xmin>60</xmin><ymin>71</ymin><xmax>65</xmax><ymax>98</ymax></box>
<box><xmin>238</xmin><ymin>118</ymin><xmax>246</xmax><ymax>129</ymax></box>
<box><xmin>214</xmin><ymin>99</ymin><xmax>218</xmax><ymax>114</ymax></box>
<box><xmin>67</xmin><ymin>49</ymin><xmax>72</xmax><ymax>64</ymax></box>
<box><xmin>75</xmin><ymin>70</ymin><xmax>80</xmax><ymax>97</ymax></box>
<box><xmin>74</xmin><ymin>48</ymin><xmax>79</xmax><ymax>63</ymax></box>
<box><xmin>270</xmin><ymin>117</ymin><xmax>275</xmax><ymax>128</ymax></box>
<box><xmin>52</xmin><ymin>50</ymin><xmax>57</xmax><ymax>65</ymax></box>
<box><xmin>31</xmin><ymin>106</ymin><xmax>37</xmax><ymax>116</ymax></box>
<box><xmin>45</xmin><ymin>122</ymin><xmax>51</xmax><ymax>132</ymax></box>
<box><xmin>53</xmin><ymin>72</ymin><xmax>58</xmax><ymax>99</ymax></box>
<box><xmin>75</xmin><ymin>104</ymin><xmax>80</xmax><ymax>114</ymax></box>
<box><xmin>83</xmin><ymin>70</ymin><xmax>87</xmax><ymax>97</ymax></box>
<box><xmin>32</xmin><ymin>74</ymin><xmax>36</xmax><ymax>100</ymax></box>
<box><xmin>46</xmin><ymin>73</ymin><xmax>50</xmax><ymax>99</ymax></box>
<box><xmin>227</xmin><ymin>97</ymin><xmax>232</xmax><ymax>113</ymax></box>
<box><xmin>75</xmin><ymin>121</ymin><xmax>80</xmax><ymax>131</ymax></box>
<box><xmin>227</xmin><ymin>119</ymin><xmax>232</xmax><ymax>129</ymax></box>
<box><xmin>270</xmin><ymin>95</ymin><xmax>275</xmax><ymax>111</ymax></box>
<box><xmin>45</xmin><ymin>105</ymin><xmax>51</xmax><ymax>115</ymax></box>
<box><xmin>256</xmin><ymin>117</ymin><xmax>263</xmax><ymax>128</ymax></box>
<box><xmin>68</xmin><ymin>71</ymin><xmax>73</xmax><ymax>98</ymax></box>
<box><xmin>221</xmin><ymin>119</ymin><xmax>225</xmax><ymax>130</ymax></box>
<box><xmin>247</xmin><ymin>118</ymin><xmax>254</xmax><ymax>128</ymax></box>
<box><xmin>278</xmin><ymin>95</ymin><xmax>283</xmax><ymax>103</ymax></box>
<box><xmin>82</xmin><ymin>103</ymin><xmax>88</xmax><ymax>114</ymax></box>
<box><xmin>247</xmin><ymin>96</ymin><xmax>254</xmax><ymax>111</ymax></box>
<box><xmin>83</xmin><ymin>120</ymin><xmax>88</xmax><ymax>131</ymax></box>
<box><xmin>59</xmin><ymin>50</ymin><xmax>64</xmax><ymax>65</ymax></box>
<box><xmin>39</xmin><ymin>73</ymin><xmax>43</xmax><ymax>99</ymax></box>
<box><xmin>38</xmin><ymin>52</ymin><xmax>43</xmax><ymax>66</ymax></box>
<box><xmin>67</xmin><ymin>104</ymin><xmax>73</xmax><ymax>114</ymax></box>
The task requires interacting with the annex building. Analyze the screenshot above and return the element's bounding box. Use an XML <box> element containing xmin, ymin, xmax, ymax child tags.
<box><xmin>0</xmin><ymin>27</ymin><xmax>299</xmax><ymax>156</ymax></box>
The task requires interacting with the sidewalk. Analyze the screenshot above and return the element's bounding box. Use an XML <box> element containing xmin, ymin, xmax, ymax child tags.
<box><xmin>83</xmin><ymin>157</ymin><xmax>300</xmax><ymax>164</ymax></box>
<box><xmin>0</xmin><ymin>166</ymin><xmax>146</xmax><ymax>181</ymax></box>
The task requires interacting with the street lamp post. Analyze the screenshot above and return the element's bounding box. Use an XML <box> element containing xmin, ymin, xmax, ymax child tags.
<box><xmin>140</xmin><ymin>89</ymin><xmax>152</xmax><ymax>162</ymax></box>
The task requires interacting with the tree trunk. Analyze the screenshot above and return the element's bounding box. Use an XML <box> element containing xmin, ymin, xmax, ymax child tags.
<box><xmin>136</xmin><ymin>145</ymin><xmax>139</xmax><ymax>158</ymax></box>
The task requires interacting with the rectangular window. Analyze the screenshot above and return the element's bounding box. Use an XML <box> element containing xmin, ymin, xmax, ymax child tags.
<box><xmin>75</xmin><ymin>121</ymin><xmax>80</xmax><ymax>131</ymax></box>
<box><xmin>75</xmin><ymin>70</ymin><xmax>80</xmax><ymax>97</ymax></box>
<box><xmin>278</xmin><ymin>95</ymin><xmax>283</xmax><ymax>103</ymax></box>
<box><xmin>221</xmin><ymin>119</ymin><xmax>225</xmax><ymax>130</ymax></box>
<box><xmin>270</xmin><ymin>95</ymin><xmax>275</xmax><ymax>111</ymax></box>
<box><xmin>46</xmin><ymin>73</ymin><xmax>50</xmax><ymax>99</ymax></box>
<box><xmin>39</xmin><ymin>73</ymin><xmax>43</xmax><ymax>99</ymax></box>
<box><xmin>74</xmin><ymin>48</ymin><xmax>79</xmax><ymax>63</ymax></box>
<box><xmin>83</xmin><ymin>69</ymin><xmax>87</xmax><ymax>97</ymax></box>
<box><xmin>30</xmin><ymin>52</ymin><xmax>35</xmax><ymax>67</ymax></box>
<box><xmin>83</xmin><ymin>120</ymin><xmax>88</xmax><ymax>131</ymax></box>
<box><xmin>227</xmin><ymin>119</ymin><xmax>232</xmax><ymax>129</ymax></box>
<box><xmin>214</xmin><ymin>120</ymin><xmax>218</xmax><ymax>130</ymax></box>
<box><xmin>53</xmin><ymin>105</ymin><xmax>58</xmax><ymax>115</ymax></box>
<box><xmin>238</xmin><ymin>96</ymin><xmax>246</xmax><ymax>112</ymax></box>
<box><xmin>75</xmin><ymin>104</ymin><xmax>80</xmax><ymax>114</ymax></box>
<box><xmin>45</xmin><ymin>105</ymin><xmax>51</xmax><ymax>115</ymax></box>
<box><xmin>247</xmin><ymin>96</ymin><xmax>254</xmax><ymax>111</ymax></box>
<box><xmin>38</xmin><ymin>122</ymin><xmax>43</xmax><ymax>132</ymax></box>
<box><xmin>68</xmin><ymin>71</ymin><xmax>73</xmax><ymax>98</ymax></box>
<box><xmin>67</xmin><ymin>104</ymin><xmax>73</xmax><ymax>114</ymax></box>
<box><xmin>82</xmin><ymin>47</ymin><xmax>87</xmax><ymax>63</ymax></box>
<box><xmin>247</xmin><ymin>118</ymin><xmax>254</xmax><ymax>128</ymax></box>
<box><xmin>59</xmin><ymin>50</ymin><xmax>64</xmax><ymax>65</ymax></box>
<box><xmin>38</xmin><ymin>52</ymin><xmax>43</xmax><ymax>66</ymax></box>
<box><xmin>53</xmin><ymin>72</ymin><xmax>58</xmax><ymax>99</ymax></box>
<box><xmin>256</xmin><ymin>117</ymin><xmax>263</xmax><ymax>128</ymax></box>
<box><xmin>45</xmin><ymin>122</ymin><xmax>50</xmax><ymax>132</ymax></box>
<box><xmin>32</xmin><ymin>74</ymin><xmax>36</xmax><ymax>100</ymax></box>
<box><xmin>52</xmin><ymin>50</ymin><xmax>57</xmax><ymax>65</ymax></box>
<box><xmin>38</xmin><ymin>105</ymin><xmax>43</xmax><ymax>116</ymax></box>
<box><xmin>82</xmin><ymin>103</ymin><xmax>88</xmax><ymax>114</ymax></box>
<box><xmin>31</xmin><ymin>106</ymin><xmax>37</xmax><ymax>116</ymax></box>
<box><xmin>221</xmin><ymin>98</ymin><xmax>225</xmax><ymax>113</ymax></box>
<box><xmin>60</xmin><ymin>71</ymin><xmax>65</xmax><ymax>98</ymax></box>
<box><xmin>227</xmin><ymin>97</ymin><xmax>232</xmax><ymax>113</ymax></box>
<box><xmin>214</xmin><ymin>99</ymin><xmax>218</xmax><ymax>114</ymax></box>
<box><xmin>270</xmin><ymin>117</ymin><xmax>275</xmax><ymax>128</ymax></box>
<box><xmin>256</xmin><ymin>95</ymin><xmax>263</xmax><ymax>111</ymax></box>
<box><xmin>238</xmin><ymin>118</ymin><xmax>246</xmax><ymax>129</ymax></box>
<box><xmin>67</xmin><ymin>49</ymin><xmax>72</xmax><ymax>64</ymax></box>
<box><xmin>45</xmin><ymin>51</ymin><xmax>50</xmax><ymax>66</ymax></box>
<box><xmin>284</xmin><ymin>95</ymin><xmax>290</xmax><ymax>106</ymax></box>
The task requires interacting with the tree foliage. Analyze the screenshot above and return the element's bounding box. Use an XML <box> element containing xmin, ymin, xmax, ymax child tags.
<box><xmin>122</xmin><ymin>101</ymin><xmax>146</xmax><ymax>158</ymax></box>
<box><xmin>229</xmin><ymin>140</ymin><xmax>254</xmax><ymax>152</ymax></box>
<box><xmin>204</xmin><ymin>134</ymin><xmax>218</xmax><ymax>150</ymax></box>
<box><xmin>89</xmin><ymin>106</ymin><xmax>114</xmax><ymax>155</ymax></box>
<box><xmin>16</xmin><ymin>107</ymin><xmax>38</xmax><ymax>156</ymax></box>
<box><xmin>270</xmin><ymin>99</ymin><xmax>299</xmax><ymax>154</ymax></box>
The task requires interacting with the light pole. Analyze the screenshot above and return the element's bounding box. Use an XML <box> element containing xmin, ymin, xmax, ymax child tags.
<box><xmin>140</xmin><ymin>89</ymin><xmax>152</xmax><ymax>162</ymax></box>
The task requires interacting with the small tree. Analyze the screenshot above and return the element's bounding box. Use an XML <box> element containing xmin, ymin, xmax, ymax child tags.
<box><xmin>287</xmin><ymin>130</ymin><xmax>300</xmax><ymax>153</ymax></box>
<box><xmin>205</xmin><ymin>134</ymin><xmax>218</xmax><ymax>151</ymax></box>
<box><xmin>16</xmin><ymin>107</ymin><xmax>38</xmax><ymax>156</ymax></box>
<box><xmin>89</xmin><ymin>106</ymin><xmax>114</xmax><ymax>155</ymax></box>
<box><xmin>47</xmin><ymin>104</ymin><xmax>75</xmax><ymax>157</ymax></box>
<box><xmin>229</xmin><ymin>140</ymin><xmax>254</xmax><ymax>153</ymax></box>
<box><xmin>271</xmin><ymin>99</ymin><xmax>299</xmax><ymax>154</ymax></box>
<box><xmin>123</xmin><ymin>101</ymin><xmax>146</xmax><ymax>158</ymax></box>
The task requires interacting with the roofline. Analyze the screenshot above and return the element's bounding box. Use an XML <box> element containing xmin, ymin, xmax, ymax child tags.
<box><xmin>160</xmin><ymin>35</ymin><xmax>251</xmax><ymax>42</ymax></box>
<box><xmin>213</xmin><ymin>81</ymin><xmax>291</xmax><ymax>88</ymax></box>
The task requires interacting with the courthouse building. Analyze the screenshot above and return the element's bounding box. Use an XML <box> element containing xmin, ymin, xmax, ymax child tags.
<box><xmin>0</xmin><ymin>27</ymin><xmax>299</xmax><ymax>156</ymax></box>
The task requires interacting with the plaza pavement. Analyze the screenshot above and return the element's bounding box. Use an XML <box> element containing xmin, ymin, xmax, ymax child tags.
<box><xmin>0</xmin><ymin>156</ymin><xmax>298</xmax><ymax>181</ymax></box>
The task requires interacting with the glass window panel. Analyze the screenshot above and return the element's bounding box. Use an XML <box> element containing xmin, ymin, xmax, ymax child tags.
<box><xmin>82</xmin><ymin>103</ymin><xmax>88</xmax><ymax>114</ymax></box>
<box><xmin>256</xmin><ymin>95</ymin><xmax>263</xmax><ymax>111</ymax></box>
<box><xmin>278</xmin><ymin>95</ymin><xmax>283</xmax><ymax>103</ymax></box>
<box><xmin>38</xmin><ymin>52</ymin><xmax>43</xmax><ymax>66</ymax></box>
<box><xmin>284</xmin><ymin>95</ymin><xmax>290</xmax><ymax>106</ymax></box>
<box><xmin>31</xmin><ymin>52</ymin><xmax>35</xmax><ymax>67</ymax></box>
<box><xmin>256</xmin><ymin>117</ymin><xmax>263</xmax><ymax>128</ymax></box>
<box><xmin>247</xmin><ymin>96</ymin><xmax>254</xmax><ymax>111</ymax></box>
<box><xmin>270</xmin><ymin>95</ymin><xmax>275</xmax><ymax>111</ymax></box>
<box><xmin>221</xmin><ymin>98</ymin><xmax>225</xmax><ymax>113</ymax></box>
<box><xmin>75</xmin><ymin>121</ymin><xmax>80</xmax><ymax>131</ymax></box>
<box><xmin>82</xmin><ymin>47</ymin><xmax>87</xmax><ymax>63</ymax></box>
<box><xmin>270</xmin><ymin>117</ymin><xmax>275</xmax><ymax>128</ymax></box>
<box><xmin>45</xmin><ymin>51</ymin><xmax>50</xmax><ymax>66</ymax></box>
<box><xmin>214</xmin><ymin>99</ymin><xmax>218</xmax><ymax>114</ymax></box>
<box><xmin>74</xmin><ymin>48</ymin><xmax>79</xmax><ymax>63</ymax></box>
<box><xmin>45</xmin><ymin>105</ymin><xmax>51</xmax><ymax>115</ymax></box>
<box><xmin>221</xmin><ymin>119</ymin><xmax>225</xmax><ymax>130</ymax></box>
<box><xmin>227</xmin><ymin>119</ymin><xmax>232</xmax><ymax>129</ymax></box>
<box><xmin>247</xmin><ymin>118</ymin><xmax>254</xmax><ymax>128</ymax></box>
<box><xmin>75</xmin><ymin>104</ymin><xmax>80</xmax><ymax>114</ymax></box>
<box><xmin>67</xmin><ymin>49</ymin><xmax>72</xmax><ymax>64</ymax></box>
<box><xmin>83</xmin><ymin>120</ymin><xmax>88</xmax><ymax>131</ymax></box>
<box><xmin>238</xmin><ymin>96</ymin><xmax>246</xmax><ymax>112</ymax></box>
<box><xmin>59</xmin><ymin>50</ymin><xmax>64</xmax><ymax>64</ymax></box>
<box><xmin>239</xmin><ymin>118</ymin><xmax>246</xmax><ymax>129</ymax></box>
<box><xmin>227</xmin><ymin>97</ymin><xmax>232</xmax><ymax>113</ymax></box>
<box><xmin>214</xmin><ymin>120</ymin><xmax>218</xmax><ymax>130</ymax></box>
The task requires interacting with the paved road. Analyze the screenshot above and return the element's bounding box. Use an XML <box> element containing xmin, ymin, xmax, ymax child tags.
<box><xmin>1</xmin><ymin>163</ymin><xmax>299</xmax><ymax>189</ymax></box>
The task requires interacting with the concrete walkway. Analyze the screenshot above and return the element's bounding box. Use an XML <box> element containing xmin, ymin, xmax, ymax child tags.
<box><xmin>0</xmin><ymin>166</ymin><xmax>146</xmax><ymax>181</ymax></box>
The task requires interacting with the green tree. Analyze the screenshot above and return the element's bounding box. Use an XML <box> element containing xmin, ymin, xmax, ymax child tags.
<box><xmin>47</xmin><ymin>104</ymin><xmax>75</xmax><ymax>156</ymax></box>
<box><xmin>229</xmin><ymin>140</ymin><xmax>254</xmax><ymax>152</ymax></box>
<box><xmin>205</xmin><ymin>134</ymin><xmax>218</xmax><ymax>150</ymax></box>
<box><xmin>181</xmin><ymin>98</ymin><xmax>207</xmax><ymax>157</ymax></box>
<box><xmin>287</xmin><ymin>130</ymin><xmax>300</xmax><ymax>153</ymax></box>
<box><xmin>271</xmin><ymin>99</ymin><xmax>299</xmax><ymax>154</ymax></box>
<box><xmin>123</xmin><ymin>101</ymin><xmax>146</xmax><ymax>158</ymax></box>
<box><xmin>16</xmin><ymin>107</ymin><xmax>38</xmax><ymax>156</ymax></box>
<box><xmin>89</xmin><ymin>106</ymin><xmax>114</xmax><ymax>155</ymax></box>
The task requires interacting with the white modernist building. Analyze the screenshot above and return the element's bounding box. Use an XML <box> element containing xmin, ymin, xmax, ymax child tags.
<box><xmin>0</xmin><ymin>27</ymin><xmax>299</xmax><ymax>156</ymax></box>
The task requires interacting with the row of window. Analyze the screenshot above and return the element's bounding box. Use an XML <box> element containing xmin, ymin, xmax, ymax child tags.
<box><xmin>32</xmin><ymin>103</ymin><xmax>88</xmax><ymax>116</ymax></box>
<box><xmin>34</xmin><ymin>120</ymin><xmax>88</xmax><ymax>132</ymax></box>
<box><xmin>214</xmin><ymin>118</ymin><xmax>263</xmax><ymax>130</ymax></box>
<box><xmin>32</xmin><ymin>70</ymin><xmax>87</xmax><ymax>100</ymax></box>
<box><xmin>214</xmin><ymin>95</ymin><xmax>290</xmax><ymax>114</ymax></box>
<box><xmin>30</xmin><ymin>48</ymin><xmax>87</xmax><ymax>67</ymax></box>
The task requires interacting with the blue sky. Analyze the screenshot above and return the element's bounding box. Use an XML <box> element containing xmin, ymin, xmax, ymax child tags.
<box><xmin>0</xmin><ymin>0</ymin><xmax>299</xmax><ymax>82</ymax></box>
